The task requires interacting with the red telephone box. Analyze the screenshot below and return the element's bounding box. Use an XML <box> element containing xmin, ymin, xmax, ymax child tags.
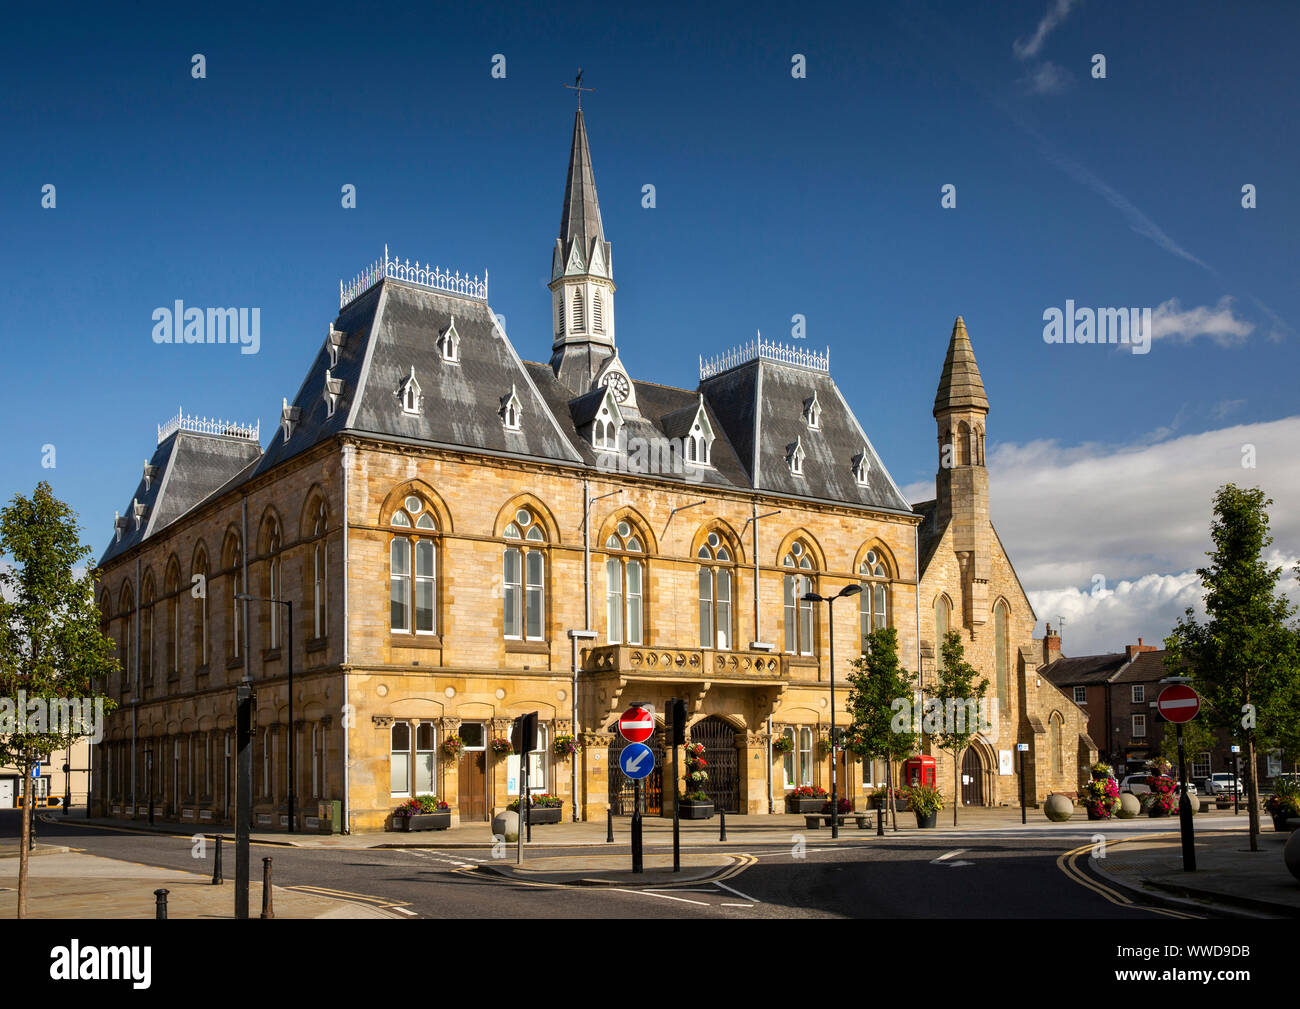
<box><xmin>903</xmin><ymin>754</ymin><xmax>936</xmax><ymax>788</ymax></box>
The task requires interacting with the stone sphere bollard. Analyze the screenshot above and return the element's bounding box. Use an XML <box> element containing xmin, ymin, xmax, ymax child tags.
<box><xmin>1285</xmin><ymin>826</ymin><xmax>1300</xmax><ymax>884</ymax></box>
<box><xmin>1044</xmin><ymin>793</ymin><xmax>1074</xmax><ymax>822</ymax></box>
<box><xmin>1116</xmin><ymin>792</ymin><xmax>1141</xmax><ymax>819</ymax></box>
<box><xmin>491</xmin><ymin>809</ymin><xmax>519</xmax><ymax>842</ymax></box>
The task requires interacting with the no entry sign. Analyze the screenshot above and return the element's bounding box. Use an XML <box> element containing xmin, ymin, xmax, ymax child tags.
<box><xmin>618</xmin><ymin>705</ymin><xmax>655</xmax><ymax>744</ymax></box>
<box><xmin>1157</xmin><ymin>683</ymin><xmax>1200</xmax><ymax>723</ymax></box>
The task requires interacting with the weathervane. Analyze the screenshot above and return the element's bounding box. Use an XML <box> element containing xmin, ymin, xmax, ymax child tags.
<box><xmin>563</xmin><ymin>68</ymin><xmax>594</xmax><ymax>108</ymax></box>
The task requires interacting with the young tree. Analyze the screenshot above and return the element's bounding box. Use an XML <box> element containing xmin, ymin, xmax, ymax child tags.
<box><xmin>0</xmin><ymin>482</ymin><xmax>117</xmax><ymax>917</ymax></box>
<box><xmin>845</xmin><ymin>626</ymin><xmax>918</xmax><ymax>830</ymax></box>
<box><xmin>932</xmin><ymin>630</ymin><xmax>989</xmax><ymax>825</ymax></box>
<box><xmin>1164</xmin><ymin>485</ymin><xmax>1300</xmax><ymax>852</ymax></box>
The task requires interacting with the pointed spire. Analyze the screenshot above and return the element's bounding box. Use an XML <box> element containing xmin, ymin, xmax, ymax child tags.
<box><xmin>559</xmin><ymin>108</ymin><xmax>606</xmax><ymax>257</ymax></box>
<box><xmin>933</xmin><ymin>316</ymin><xmax>989</xmax><ymax>416</ymax></box>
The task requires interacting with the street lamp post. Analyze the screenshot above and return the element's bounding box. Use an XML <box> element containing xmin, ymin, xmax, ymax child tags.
<box><xmin>803</xmin><ymin>584</ymin><xmax>862</xmax><ymax>839</ymax></box>
<box><xmin>145</xmin><ymin>745</ymin><xmax>154</xmax><ymax>826</ymax></box>
<box><xmin>236</xmin><ymin>594</ymin><xmax>295</xmax><ymax>833</ymax></box>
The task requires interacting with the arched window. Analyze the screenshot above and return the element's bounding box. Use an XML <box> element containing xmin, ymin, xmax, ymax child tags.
<box><xmin>605</xmin><ymin>522</ymin><xmax>644</xmax><ymax>644</ymax></box>
<box><xmin>859</xmin><ymin>550</ymin><xmax>890</xmax><ymax>649</ymax></box>
<box><xmin>782</xmin><ymin>542</ymin><xmax>815</xmax><ymax>656</ymax></box>
<box><xmin>1049</xmin><ymin>713</ymin><xmax>1062</xmax><ymax>776</ymax></box>
<box><xmin>390</xmin><ymin>495</ymin><xmax>437</xmax><ymax>634</ymax></box>
<box><xmin>119</xmin><ymin>582</ymin><xmax>135</xmax><ymax>688</ymax></box>
<box><xmin>572</xmin><ymin>289</ymin><xmax>585</xmax><ymax>332</ymax></box>
<box><xmin>193</xmin><ymin>547</ymin><xmax>209</xmax><ymax>668</ymax></box>
<box><xmin>141</xmin><ymin>573</ymin><xmax>154</xmax><ymax>682</ymax></box>
<box><xmin>697</xmin><ymin>532</ymin><xmax>734</xmax><ymax>649</ymax></box>
<box><xmin>265</xmin><ymin>518</ymin><xmax>282</xmax><ymax>649</ymax></box>
<box><xmin>165</xmin><ymin>561</ymin><xmax>180</xmax><ymax>677</ymax></box>
<box><xmin>504</xmin><ymin>507</ymin><xmax>546</xmax><ymax>640</ymax></box>
<box><xmin>312</xmin><ymin>500</ymin><xmax>328</xmax><ymax>638</ymax></box>
<box><xmin>994</xmin><ymin>600</ymin><xmax>1009</xmax><ymax>712</ymax></box>
<box><xmin>935</xmin><ymin>595</ymin><xmax>951</xmax><ymax>671</ymax></box>
<box><xmin>224</xmin><ymin>534</ymin><xmax>243</xmax><ymax>660</ymax></box>
<box><xmin>797</xmin><ymin>726</ymin><xmax>813</xmax><ymax>786</ymax></box>
<box><xmin>957</xmin><ymin>421</ymin><xmax>971</xmax><ymax>466</ymax></box>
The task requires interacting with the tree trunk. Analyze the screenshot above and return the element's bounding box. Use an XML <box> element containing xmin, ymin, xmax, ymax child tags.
<box><xmin>953</xmin><ymin>751</ymin><xmax>959</xmax><ymax>825</ymax></box>
<box><xmin>17</xmin><ymin>752</ymin><xmax>31</xmax><ymax>918</ymax></box>
<box><xmin>887</xmin><ymin>755</ymin><xmax>897</xmax><ymax>831</ymax></box>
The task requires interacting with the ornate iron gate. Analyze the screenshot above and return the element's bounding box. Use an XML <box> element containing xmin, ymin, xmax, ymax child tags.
<box><xmin>607</xmin><ymin>726</ymin><xmax>664</xmax><ymax>815</ymax></box>
<box><xmin>691</xmin><ymin>716</ymin><xmax>739</xmax><ymax>813</ymax></box>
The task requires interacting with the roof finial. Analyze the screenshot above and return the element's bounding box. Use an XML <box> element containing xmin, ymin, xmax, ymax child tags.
<box><xmin>563</xmin><ymin>68</ymin><xmax>595</xmax><ymax>109</ymax></box>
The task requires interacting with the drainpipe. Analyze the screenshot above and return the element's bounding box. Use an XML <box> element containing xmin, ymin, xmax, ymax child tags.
<box><xmin>133</xmin><ymin>554</ymin><xmax>141</xmax><ymax>811</ymax></box>
<box><xmin>767</xmin><ymin>716</ymin><xmax>774</xmax><ymax>814</ymax></box>
<box><xmin>914</xmin><ymin>521</ymin><xmax>923</xmax><ymax>744</ymax></box>
<box><xmin>752</xmin><ymin>502</ymin><xmax>760</xmax><ymax>642</ymax></box>
<box><xmin>342</xmin><ymin>443</ymin><xmax>351</xmax><ymax>833</ymax></box>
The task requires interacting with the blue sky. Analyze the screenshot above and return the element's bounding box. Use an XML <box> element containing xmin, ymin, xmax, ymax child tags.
<box><xmin>2</xmin><ymin>0</ymin><xmax>1297</xmax><ymax>653</ymax></box>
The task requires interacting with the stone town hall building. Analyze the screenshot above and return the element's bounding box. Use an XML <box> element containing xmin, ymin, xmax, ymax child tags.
<box><xmin>91</xmin><ymin>110</ymin><xmax>1093</xmax><ymax>831</ymax></box>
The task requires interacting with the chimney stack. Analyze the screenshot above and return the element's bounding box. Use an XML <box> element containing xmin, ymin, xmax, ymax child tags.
<box><xmin>1044</xmin><ymin>622</ymin><xmax>1061</xmax><ymax>663</ymax></box>
<box><xmin>1125</xmin><ymin>637</ymin><xmax>1157</xmax><ymax>661</ymax></box>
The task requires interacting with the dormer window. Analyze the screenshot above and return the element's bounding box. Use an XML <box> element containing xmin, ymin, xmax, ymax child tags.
<box><xmin>142</xmin><ymin>462</ymin><xmax>158</xmax><ymax>492</ymax></box>
<box><xmin>787</xmin><ymin>436</ymin><xmax>805</xmax><ymax>476</ymax></box>
<box><xmin>851</xmin><ymin>444</ymin><xmax>870</xmax><ymax>487</ymax></box>
<box><xmin>114</xmin><ymin>512</ymin><xmax>129</xmax><ymax>543</ymax></box>
<box><xmin>685</xmin><ymin>396</ymin><xmax>715</xmax><ymax>466</ymax></box>
<box><xmin>327</xmin><ymin>325</ymin><xmax>346</xmax><ymax>368</ymax></box>
<box><xmin>501</xmin><ymin>385</ymin><xmax>523</xmax><ymax>431</ymax></box>
<box><xmin>439</xmin><ymin>317</ymin><xmax>461</xmax><ymax>363</ymax></box>
<box><xmin>132</xmin><ymin>499</ymin><xmax>148</xmax><ymax>531</ymax></box>
<box><xmin>323</xmin><ymin>369</ymin><xmax>344</xmax><ymax>418</ymax></box>
<box><xmin>804</xmin><ymin>391</ymin><xmax>821</xmax><ymax>430</ymax></box>
<box><xmin>281</xmin><ymin>398</ymin><xmax>301</xmax><ymax>441</ymax></box>
<box><xmin>593</xmin><ymin>391</ymin><xmax>623</xmax><ymax>450</ymax></box>
<box><xmin>398</xmin><ymin>366</ymin><xmax>423</xmax><ymax>416</ymax></box>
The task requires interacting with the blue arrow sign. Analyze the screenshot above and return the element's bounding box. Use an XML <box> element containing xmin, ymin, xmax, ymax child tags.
<box><xmin>31</xmin><ymin>763</ymin><xmax>41</xmax><ymax>780</ymax></box>
<box><xmin>619</xmin><ymin>742</ymin><xmax>654</xmax><ymax>780</ymax></box>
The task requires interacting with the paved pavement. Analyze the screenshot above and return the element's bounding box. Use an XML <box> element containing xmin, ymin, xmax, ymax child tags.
<box><xmin>1088</xmin><ymin>827</ymin><xmax>1299</xmax><ymax>918</ymax></box>
<box><xmin>0</xmin><ymin>839</ymin><xmax>398</xmax><ymax>918</ymax></box>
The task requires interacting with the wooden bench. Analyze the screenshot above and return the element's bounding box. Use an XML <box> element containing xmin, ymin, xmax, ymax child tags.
<box><xmin>803</xmin><ymin>812</ymin><xmax>876</xmax><ymax>830</ymax></box>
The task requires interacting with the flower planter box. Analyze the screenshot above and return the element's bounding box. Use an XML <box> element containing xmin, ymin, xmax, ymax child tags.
<box><xmin>914</xmin><ymin>811</ymin><xmax>937</xmax><ymax>828</ymax></box>
<box><xmin>1272</xmin><ymin>813</ymin><xmax>1295</xmax><ymax>833</ymax></box>
<box><xmin>395</xmin><ymin>812</ymin><xmax>451</xmax><ymax>832</ymax></box>
<box><xmin>1086</xmin><ymin>809</ymin><xmax>1112</xmax><ymax>820</ymax></box>
<box><xmin>520</xmin><ymin>805</ymin><xmax>563</xmax><ymax>825</ymax></box>
<box><xmin>679</xmin><ymin>799</ymin><xmax>714</xmax><ymax>820</ymax></box>
<box><xmin>786</xmin><ymin>797</ymin><xmax>825</xmax><ymax>814</ymax></box>
<box><xmin>1147</xmin><ymin>806</ymin><xmax>1172</xmax><ymax>818</ymax></box>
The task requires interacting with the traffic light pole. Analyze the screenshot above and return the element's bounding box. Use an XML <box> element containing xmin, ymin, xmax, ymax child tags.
<box><xmin>632</xmin><ymin>778</ymin><xmax>643</xmax><ymax>873</ymax></box>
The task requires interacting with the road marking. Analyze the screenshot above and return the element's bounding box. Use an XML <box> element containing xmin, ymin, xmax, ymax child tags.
<box><xmin>286</xmin><ymin>884</ymin><xmax>411</xmax><ymax>909</ymax></box>
<box><xmin>931</xmin><ymin>849</ymin><xmax>966</xmax><ymax>862</ymax></box>
<box><xmin>720</xmin><ymin>902</ymin><xmax>753</xmax><ymax>907</ymax></box>
<box><xmin>1056</xmin><ymin>838</ymin><xmax>1201</xmax><ymax>920</ymax></box>
<box><xmin>609</xmin><ymin>888</ymin><xmax>709</xmax><ymax>906</ymax></box>
<box><xmin>392</xmin><ymin>906</ymin><xmax>418</xmax><ymax>916</ymax></box>
<box><xmin>714</xmin><ymin>879</ymin><xmax>760</xmax><ymax>903</ymax></box>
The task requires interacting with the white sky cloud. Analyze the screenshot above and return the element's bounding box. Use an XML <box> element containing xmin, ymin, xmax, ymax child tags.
<box><xmin>1013</xmin><ymin>0</ymin><xmax>1081</xmax><ymax>60</ymax></box>
<box><xmin>905</xmin><ymin>416</ymin><xmax>1300</xmax><ymax>655</ymax></box>
<box><xmin>1023</xmin><ymin>61</ymin><xmax>1071</xmax><ymax>95</ymax></box>
<box><xmin>1151</xmin><ymin>296</ymin><xmax>1255</xmax><ymax>346</ymax></box>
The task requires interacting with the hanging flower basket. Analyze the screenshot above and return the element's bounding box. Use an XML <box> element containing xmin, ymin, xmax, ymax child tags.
<box><xmin>553</xmin><ymin>734</ymin><xmax>581</xmax><ymax>758</ymax></box>
<box><xmin>442</xmin><ymin>735</ymin><xmax>464</xmax><ymax>758</ymax></box>
<box><xmin>490</xmin><ymin>737</ymin><xmax>513</xmax><ymax>756</ymax></box>
<box><xmin>772</xmin><ymin>736</ymin><xmax>794</xmax><ymax>755</ymax></box>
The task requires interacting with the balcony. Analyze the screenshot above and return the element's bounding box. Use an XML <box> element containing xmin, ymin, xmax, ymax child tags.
<box><xmin>582</xmin><ymin>644</ymin><xmax>787</xmax><ymax>680</ymax></box>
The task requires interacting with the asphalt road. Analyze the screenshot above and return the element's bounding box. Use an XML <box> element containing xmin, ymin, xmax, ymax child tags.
<box><xmin>3</xmin><ymin>808</ymin><xmax>1186</xmax><ymax>919</ymax></box>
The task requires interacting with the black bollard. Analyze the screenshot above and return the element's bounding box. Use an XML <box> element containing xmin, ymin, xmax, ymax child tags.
<box><xmin>260</xmin><ymin>857</ymin><xmax>274</xmax><ymax>919</ymax></box>
<box><xmin>606</xmin><ymin>806</ymin><xmax>614</xmax><ymax>843</ymax></box>
<box><xmin>876</xmin><ymin>808</ymin><xmax>885</xmax><ymax>836</ymax></box>
<box><xmin>211</xmin><ymin>835</ymin><xmax>224</xmax><ymax>885</ymax></box>
<box><xmin>154</xmin><ymin>888</ymin><xmax>169</xmax><ymax>920</ymax></box>
<box><xmin>719</xmin><ymin>807</ymin><xmax>727</xmax><ymax>842</ymax></box>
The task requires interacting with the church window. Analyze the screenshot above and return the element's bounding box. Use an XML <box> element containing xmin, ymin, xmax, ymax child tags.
<box><xmin>935</xmin><ymin>594</ymin><xmax>951</xmax><ymax>670</ymax></box>
<box><xmin>605</xmin><ymin>523</ymin><xmax>644</xmax><ymax>645</ymax></box>
<box><xmin>504</xmin><ymin>510</ymin><xmax>546</xmax><ymax>640</ymax></box>
<box><xmin>994</xmin><ymin>600</ymin><xmax>1009</xmax><ymax>712</ymax></box>
<box><xmin>859</xmin><ymin>550</ymin><xmax>890</xmax><ymax>649</ymax></box>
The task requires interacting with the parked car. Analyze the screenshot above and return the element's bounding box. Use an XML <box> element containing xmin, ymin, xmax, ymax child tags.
<box><xmin>1205</xmin><ymin>772</ymin><xmax>1240</xmax><ymax>795</ymax></box>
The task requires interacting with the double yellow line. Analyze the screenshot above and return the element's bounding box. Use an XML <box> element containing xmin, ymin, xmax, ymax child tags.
<box><xmin>285</xmin><ymin>883</ymin><xmax>411</xmax><ymax>912</ymax></box>
<box><xmin>1057</xmin><ymin>835</ymin><xmax>1201</xmax><ymax>919</ymax></box>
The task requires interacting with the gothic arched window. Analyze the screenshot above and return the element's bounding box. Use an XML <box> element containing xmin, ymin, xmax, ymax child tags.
<box><xmin>390</xmin><ymin>495</ymin><xmax>437</xmax><ymax>634</ymax></box>
<box><xmin>697</xmin><ymin>532</ymin><xmax>734</xmax><ymax>650</ymax></box>
<box><xmin>782</xmin><ymin>542</ymin><xmax>815</xmax><ymax>656</ymax></box>
<box><xmin>504</xmin><ymin>508</ymin><xmax>546</xmax><ymax>640</ymax></box>
<box><xmin>859</xmin><ymin>550</ymin><xmax>891</xmax><ymax>649</ymax></box>
<box><xmin>605</xmin><ymin>522</ymin><xmax>644</xmax><ymax>645</ymax></box>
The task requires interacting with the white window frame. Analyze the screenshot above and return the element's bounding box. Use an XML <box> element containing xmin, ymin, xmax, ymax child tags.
<box><xmin>1073</xmin><ymin>685</ymin><xmax>1087</xmax><ymax>704</ymax></box>
<box><xmin>528</xmin><ymin>725</ymin><xmax>549</xmax><ymax>792</ymax></box>
<box><xmin>1132</xmin><ymin>714</ymin><xmax>1147</xmax><ymax>738</ymax></box>
<box><xmin>1131</xmin><ymin>684</ymin><xmax>1145</xmax><ymax>703</ymax></box>
<box><xmin>390</xmin><ymin>722</ymin><xmax>412</xmax><ymax>798</ymax></box>
<box><xmin>415</xmin><ymin>722</ymin><xmax>436</xmax><ymax>795</ymax></box>
<box><xmin>781</xmin><ymin>727</ymin><xmax>796</xmax><ymax>788</ymax></box>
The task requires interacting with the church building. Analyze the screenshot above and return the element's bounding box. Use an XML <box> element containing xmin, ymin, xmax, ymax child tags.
<box><xmin>91</xmin><ymin>108</ymin><xmax>1091</xmax><ymax>831</ymax></box>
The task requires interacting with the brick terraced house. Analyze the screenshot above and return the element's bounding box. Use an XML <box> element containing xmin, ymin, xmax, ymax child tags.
<box><xmin>91</xmin><ymin>109</ymin><xmax>1092</xmax><ymax>831</ymax></box>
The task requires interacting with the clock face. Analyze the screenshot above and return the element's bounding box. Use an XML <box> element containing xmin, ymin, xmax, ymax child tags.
<box><xmin>606</xmin><ymin>372</ymin><xmax>630</xmax><ymax>402</ymax></box>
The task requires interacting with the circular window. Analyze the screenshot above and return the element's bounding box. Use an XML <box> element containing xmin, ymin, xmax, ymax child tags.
<box><xmin>405</xmin><ymin>496</ymin><xmax>422</xmax><ymax>514</ymax></box>
<box><xmin>516</xmin><ymin>509</ymin><xmax>532</xmax><ymax>527</ymax></box>
<box><xmin>707</xmin><ymin>532</ymin><xmax>720</xmax><ymax>549</ymax></box>
<box><xmin>792</xmin><ymin>541</ymin><xmax>803</xmax><ymax>557</ymax></box>
<box><xmin>617</xmin><ymin>521</ymin><xmax>631</xmax><ymax>538</ymax></box>
<box><xmin>866</xmin><ymin>550</ymin><xmax>877</xmax><ymax>565</ymax></box>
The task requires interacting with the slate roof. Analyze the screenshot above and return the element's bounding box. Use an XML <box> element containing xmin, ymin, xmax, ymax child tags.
<box><xmin>1040</xmin><ymin>653</ymin><xmax>1130</xmax><ymax>686</ymax></box>
<box><xmin>1113</xmin><ymin>649</ymin><xmax>1174</xmax><ymax>683</ymax></box>
<box><xmin>912</xmin><ymin>499</ymin><xmax>945</xmax><ymax>573</ymax></box>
